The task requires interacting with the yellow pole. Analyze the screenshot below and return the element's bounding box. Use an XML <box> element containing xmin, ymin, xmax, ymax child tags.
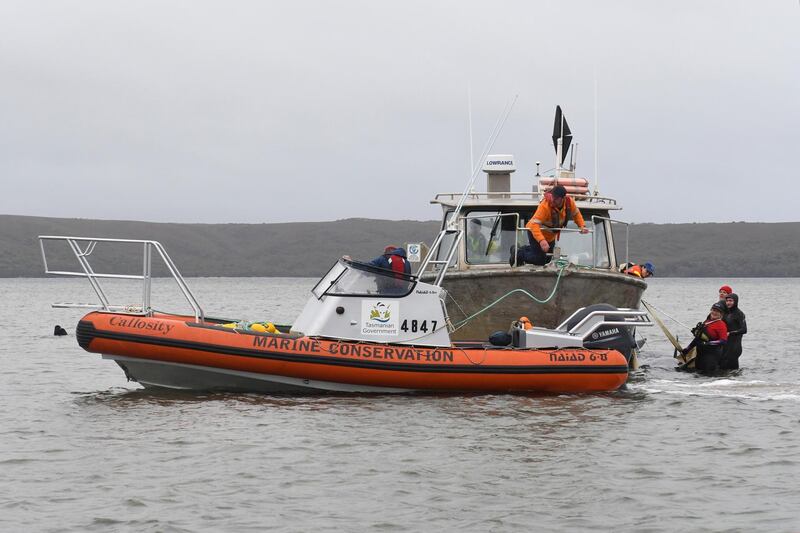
<box><xmin>641</xmin><ymin>300</ymin><xmax>695</xmax><ymax>367</ymax></box>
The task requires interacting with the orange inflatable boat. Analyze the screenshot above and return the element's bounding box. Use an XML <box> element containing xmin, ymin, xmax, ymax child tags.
<box><xmin>76</xmin><ymin>311</ymin><xmax>630</xmax><ymax>393</ymax></box>
<box><xmin>42</xmin><ymin>236</ymin><xmax>652</xmax><ymax>394</ymax></box>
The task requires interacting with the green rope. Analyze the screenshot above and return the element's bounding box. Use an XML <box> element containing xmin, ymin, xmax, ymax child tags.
<box><xmin>452</xmin><ymin>258</ymin><xmax>570</xmax><ymax>329</ymax></box>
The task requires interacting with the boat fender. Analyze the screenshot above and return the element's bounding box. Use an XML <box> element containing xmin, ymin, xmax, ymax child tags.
<box><xmin>249</xmin><ymin>322</ymin><xmax>279</xmax><ymax>334</ymax></box>
<box><xmin>489</xmin><ymin>331</ymin><xmax>512</xmax><ymax>347</ymax></box>
<box><xmin>220</xmin><ymin>321</ymin><xmax>278</xmax><ymax>334</ymax></box>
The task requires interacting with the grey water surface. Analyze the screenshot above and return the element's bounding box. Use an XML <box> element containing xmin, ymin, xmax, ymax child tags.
<box><xmin>1</xmin><ymin>277</ymin><xmax>798</xmax><ymax>532</ymax></box>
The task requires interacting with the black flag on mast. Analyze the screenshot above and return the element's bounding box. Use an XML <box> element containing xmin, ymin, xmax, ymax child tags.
<box><xmin>551</xmin><ymin>105</ymin><xmax>572</xmax><ymax>165</ymax></box>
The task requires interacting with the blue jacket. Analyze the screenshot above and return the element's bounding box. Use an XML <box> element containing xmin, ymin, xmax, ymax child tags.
<box><xmin>370</xmin><ymin>248</ymin><xmax>411</xmax><ymax>274</ymax></box>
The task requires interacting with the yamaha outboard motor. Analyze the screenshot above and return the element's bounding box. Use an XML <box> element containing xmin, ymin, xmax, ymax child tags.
<box><xmin>566</xmin><ymin>303</ymin><xmax>637</xmax><ymax>364</ymax></box>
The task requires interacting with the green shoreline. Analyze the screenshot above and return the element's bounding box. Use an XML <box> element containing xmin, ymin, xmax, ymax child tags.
<box><xmin>3</xmin><ymin>214</ymin><xmax>798</xmax><ymax>278</ymax></box>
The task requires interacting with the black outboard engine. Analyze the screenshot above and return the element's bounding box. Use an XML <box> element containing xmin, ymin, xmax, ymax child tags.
<box><xmin>566</xmin><ymin>303</ymin><xmax>637</xmax><ymax>364</ymax></box>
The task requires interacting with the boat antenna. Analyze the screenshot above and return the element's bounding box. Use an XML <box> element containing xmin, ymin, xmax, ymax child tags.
<box><xmin>448</xmin><ymin>93</ymin><xmax>518</xmax><ymax>229</ymax></box>
<box><xmin>593</xmin><ymin>71</ymin><xmax>599</xmax><ymax>195</ymax></box>
<box><xmin>468</xmin><ymin>84</ymin><xmax>475</xmax><ymax>176</ymax></box>
<box><xmin>418</xmin><ymin>93</ymin><xmax>518</xmax><ymax>284</ymax></box>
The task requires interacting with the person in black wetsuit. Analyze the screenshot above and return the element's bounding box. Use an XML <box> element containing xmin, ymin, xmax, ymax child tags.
<box><xmin>682</xmin><ymin>301</ymin><xmax>729</xmax><ymax>375</ymax></box>
<box><xmin>721</xmin><ymin>293</ymin><xmax>747</xmax><ymax>370</ymax></box>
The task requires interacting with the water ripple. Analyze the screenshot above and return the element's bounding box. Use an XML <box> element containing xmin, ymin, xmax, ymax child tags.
<box><xmin>1</xmin><ymin>278</ymin><xmax>799</xmax><ymax>531</ymax></box>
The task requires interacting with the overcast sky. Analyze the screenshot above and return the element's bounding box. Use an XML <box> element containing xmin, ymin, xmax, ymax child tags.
<box><xmin>1</xmin><ymin>1</ymin><xmax>798</xmax><ymax>224</ymax></box>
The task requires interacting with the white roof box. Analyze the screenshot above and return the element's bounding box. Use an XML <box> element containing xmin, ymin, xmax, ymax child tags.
<box><xmin>482</xmin><ymin>154</ymin><xmax>516</xmax><ymax>174</ymax></box>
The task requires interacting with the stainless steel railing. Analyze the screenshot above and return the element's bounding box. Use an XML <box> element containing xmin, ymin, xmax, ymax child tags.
<box><xmin>432</xmin><ymin>191</ymin><xmax>618</xmax><ymax>206</ymax></box>
<box><xmin>556</xmin><ymin>308</ymin><xmax>653</xmax><ymax>340</ymax></box>
<box><xmin>39</xmin><ymin>236</ymin><xmax>205</xmax><ymax>322</ymax></box>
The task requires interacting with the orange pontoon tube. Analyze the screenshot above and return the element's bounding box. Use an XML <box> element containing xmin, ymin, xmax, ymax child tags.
<box><xmin>77</xmin><ymin>312</ymin><xmax>629</xmax><ymax>393</ymax></box>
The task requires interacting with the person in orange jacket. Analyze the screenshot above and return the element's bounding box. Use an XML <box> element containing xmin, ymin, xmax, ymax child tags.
<box><xmin>624</xmin><ymin>262</ymin><xmax>655</xmax><ymax>278</ymax></box>
<box><xmin>512</xmin><ymin>185</ymin><xmax>588</xmax><ymax>266</ymax></box>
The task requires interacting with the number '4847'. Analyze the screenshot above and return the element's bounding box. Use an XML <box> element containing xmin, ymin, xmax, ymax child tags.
<box><xmin>400</xmin><ymin>319</ymin><xmax>437</xmax><ymax>333</ymax></box>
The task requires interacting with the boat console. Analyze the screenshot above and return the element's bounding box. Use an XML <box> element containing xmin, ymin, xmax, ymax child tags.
<box><xmin>290</xmin><ymin>259</ymin><xmax>452</xmax><ymax>347</ymax></box>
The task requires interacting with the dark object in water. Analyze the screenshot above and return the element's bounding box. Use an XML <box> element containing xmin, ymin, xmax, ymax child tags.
<box><xmin>54</xmin><ymin>325</ymin><xmax>67</xmax><ymax>336</ymax></box>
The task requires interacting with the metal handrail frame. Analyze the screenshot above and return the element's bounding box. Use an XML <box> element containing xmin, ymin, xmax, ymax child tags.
<box><xmin>555</xmin><ymin>308</ymin><xmax>652</xmax><ymax>335</ymax></box>
<box><xmin>39</xmin><ymin>235</ymin><xmax>205</xmax><ymax>322</ymax></box>
<box><xmin>432</xmin><ymin>191</ymin><xmax>619</xmax><ymax>206</ymax></box>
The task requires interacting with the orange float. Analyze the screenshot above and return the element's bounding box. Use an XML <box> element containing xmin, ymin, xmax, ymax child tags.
<box><xmin>539</xmin><ymin>177</ymin><xmax>590</xmax><ymax>195</ymax></box>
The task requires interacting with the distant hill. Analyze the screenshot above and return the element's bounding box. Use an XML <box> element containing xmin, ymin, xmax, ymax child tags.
<box><xmin>625</xmin><ymin>222</ymin><xmax>800</xmax><ymax>277</ymax></box>
<box><xmin>1</xmin><ymin>214</ymin><xmax>798</xmax><ymax>277</ymax></box>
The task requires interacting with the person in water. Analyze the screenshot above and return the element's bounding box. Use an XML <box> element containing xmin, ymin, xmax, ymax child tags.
<box><xmin>513</xmin><ymin>185</ymin><xmax>588</xmax><ymax>266</ymax></box>
<box><xmin>681</xmin><ymin>301</ymin><xmax>728</xmax><ymax>374</ymax></box>
<box><xmin>707</xmin><ymin>284</ymin><xmax>734</xmax><ymax>320</ymax></box>
<box><xmin>719</xmin><ymin>285</ymin><xmax>733</xmax><ymax>302</ymax></box>
<box><xmin>721</xmin><ymin>293</ymin><xmax>747</xmax><ymax>370</ymax></box>
<box><xmin>623</xmin><ymin>262</ymin><xmax>655</xmax><ymax>278</ymax></box>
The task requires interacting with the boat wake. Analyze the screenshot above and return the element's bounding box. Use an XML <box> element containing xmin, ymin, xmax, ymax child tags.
<box><xmin>629</xmin><ymin>377</ymin><xmax>800</xmax><ymax>402</ymax></box>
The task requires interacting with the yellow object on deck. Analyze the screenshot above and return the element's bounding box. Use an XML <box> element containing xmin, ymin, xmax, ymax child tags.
<box><xmin>249</xmin><ymin>322</ymin><xmax>279</xmax><ymax>334</ymax></box>
<box><xmin>220</xmin><ymin>321</ymin><xmax>278</xmax><ymax>334</ymax></box>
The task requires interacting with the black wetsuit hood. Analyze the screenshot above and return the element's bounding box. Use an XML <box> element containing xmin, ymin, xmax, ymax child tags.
<box><xmin>721</xmin><ymin>292</ymin><xmax>746</xmax><ymax>370</ymax></box>
<box><xmin>724</xmin><ymin>295</ymin><xmax>746</xmax><ymax>332</ymax></box>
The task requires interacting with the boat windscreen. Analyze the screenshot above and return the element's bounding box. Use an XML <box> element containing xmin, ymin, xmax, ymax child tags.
<box><xmin>311</xmin><ymin>261</ymin><xmax>348</xmax><ymax>299</ymax></box>
<box><xmin>324</xmin><ymin>261</ymin><xmax>416</xmax><ymax>298</ymax></box>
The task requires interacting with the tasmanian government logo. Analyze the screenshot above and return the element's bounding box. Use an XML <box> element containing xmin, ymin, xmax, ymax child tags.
<box><xmin>361</xmin><ymin>300</ymin><xmax>399</xmax><ymax>336</ymax></box>
<box><xmin>369</xmin><ymin>302</ymin><xmax>391</xmax><ymax>322</ymax></box>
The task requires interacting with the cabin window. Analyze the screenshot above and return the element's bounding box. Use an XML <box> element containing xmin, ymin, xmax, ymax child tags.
<box><xmin>592</xmin><ymin>219</ymin><xmax>611</xmax><ymax>268</ymax></box>
<box><xmin>555</xmin><ymin>217</ymin><xmax>611</xmax><ymax>268</ymax></box>
<box><xmin>552</xmin><ymin>221</ymin><xmax>592</xmax><ymax>266</ymax></box>
<box><xmin>465</xmin><ymin>211</ymin><xmax>520</xmax><ymax>265</ymax></box>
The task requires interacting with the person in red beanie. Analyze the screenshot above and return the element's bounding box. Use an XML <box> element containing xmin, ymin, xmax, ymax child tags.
<box><xmin>719</xmin><ymin>285</ymin><xmax>733</xmax><ymax>301</ymax></box>
<box><xmin>369</xmin><ymin>245</ymin><xmax>411</xmax><ymax>275</ymax></box>
<box><xmin>342</xmin><ymin>246</ymin><xmax>411</xmax><ymax>277</ymax></box>
<box><xmin>707</xmin><ymin>285</ymin><xmax>734</xmax><ymax>321</ymax></box>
